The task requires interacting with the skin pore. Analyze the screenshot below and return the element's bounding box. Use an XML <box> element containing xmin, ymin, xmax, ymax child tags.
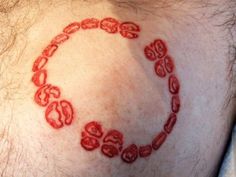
<box><xmin>0</xmin><ymin>0</ymin><xmax>236</xmax><ymax>177</ymax></box>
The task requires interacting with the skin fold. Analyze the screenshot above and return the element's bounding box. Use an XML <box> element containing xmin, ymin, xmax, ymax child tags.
<box><xmin>0</xmin><ymin>0</ymin><xmax>236</xmax><ymax>176</ymax></box>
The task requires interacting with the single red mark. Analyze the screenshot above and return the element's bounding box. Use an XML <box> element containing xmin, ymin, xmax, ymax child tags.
<box><xmin>85</xmin><ymin>121</ymin><xmax>103</xmax><ymax>138</ymax></box>
<box><xmin>42</xmin><ymin>44</ymin><xmax>58</xmax><ymax>57</ymax></box>
<box><xmin>32</xmin><ymin>56</ymin><xmax>48</xmax><ymax>72</ymax></box>
<box><xmin>171</xmin><ymin>95</ymin><xmax>180</xmax><ymax>113</ymax></box>
<box><xmin>31</xmin><ymin>69</ymin><xmax>47</xmax><ymax>87</ymax></box>
<box><xmin>153</xmin><ymin>39</ymin><xmax>167</xmax><ymax>58</ymax></box>
<box><xmin>101</xmin><ymin>144</ymin><xmax>119</xmax><ymax>158</ymax></box>
<box><xmin>45</xmin><ymin>100</ymin><xmax>74</xmax><ymax>129</ymax></box>
<box><xmin>121</xmin><ymin>144</ymin><xmax>138</xmax><ymax>163</ymax></box>
<box><xmin>63</xmin><ymin>22</ymin><xmax>80</xmax><ymax>34</ymax></box>
<box><xmin>34</xmin><ymin>84</ymin><xmax>61</xmax><ymax>107</ymax></box>
<box><xmin>119</xmin><ymin>22</ymin><xmax>140</xmax><ymax>39</ymax></box>
<box><xmin>100</xmin><ymin>17</ymin><xmax>119</xmax><ymax>34</ymax></box>
<box><xmin>45</xmin><ymin>101</ymin><xmax>63</xmax><ymax>129</ymax></box>
<box><xmin>152</xmin><ymin>131</ymin><xmax>167</xmax><ymax>150</ymax></box>
<box><xmin>51</xmin><ymin>33</ymin><xmax>69</xmax><ymax>45</ymax></box>
<box><xmin>164</xmin><ymin>113</ymin><xmax>177</xmax><ymax>134</ymax></box>
<box><xmin>168</xmin><ymin>75</ymin><xmax>180</xmax><ymax>94</ymax></box>
<box><xmin>164</xmin><ymin>55</ymin><xmax>174</xmax><ymax>73</ymax></box>
<box><xmin>154</xmin><ymin>59</ymin><xmax>166</xmax><ymax>78</ymax></box>
<box><xmin>81</xmin><ymin>136</ymin><xmax>100</xmax><ymax>151</ymax></box>
<box><xmin>139</xmin><ymin>145</ymin><xmax>152</xmax><ymax>157</ymax></box>
<box><xmin>144</xmin><ymin>45</ymin><xmax>157</xmax><ymax>61</ymax></box>
<box><xmin>103</xmin><ymin>130</ymin><xmax>123</xmax><ymax>146</ymax></box>
<box><xmin>81</xmin><ymin>18</ymin><xmax>100</xmax><ymax>29</ymax></box>
<box><xmin>144</xmin><ymin>39</ymin><xmax>167</xmax><ymax>61</ymax></box>
<box><xmin>60</xmin><ymin>100</ymin><xmax>74</xmax><ymax>125</ymax></box>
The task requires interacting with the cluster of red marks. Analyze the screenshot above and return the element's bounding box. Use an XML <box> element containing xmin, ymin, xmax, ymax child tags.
<box><xmin>63</xmin><ymin>17</ymin><xmax>140</xmax><ymax>39</ymax></box>
<box><xmin>144</xmin><ymin>39</ymin><xmax>181</xmax><ymax>155</ymax></box>
<box><xmin>31</xmin><ymin>30</ymin><xmax>72</xmax><ymax>129</ymax></box>
<box><xmin>31</xmin><ymin>17</ymin><xmax>140</xmax><ymax>129</ymax></box>
<box><xmin>80</xmin><ymin>121</ymin><xmax>125</xmax><ymax>158</ymax></box>
<box><xmin>31</xmin><ymin>16</ymin><xmax>181</xmax><ymax>164</ymax></box>
<box><xmin>81</xmin><ymin>121</ymin><xmax>104</xmax><ymax>151</ymax></box>
<box><xmin>80</xmin><ymin>39</ymin><xmax>181</xmax><ymax>164</ymax></box>
<box><xmin>102</xmin><ymin>129</ymin><xmax>124</xmax><ymax>158</ymax></box>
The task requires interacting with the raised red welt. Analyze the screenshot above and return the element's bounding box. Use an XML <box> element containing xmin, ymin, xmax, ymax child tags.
<box><xmin>31</xmin><ymin>69</ymin><xmax>47</xmax><ymax>87</ymax></box>
<box><xmin>154</xmin><ymin>59</ymin><xmax>166</xmax><ymax>78</ymax></box>
<box><xmin>63</xmin><ymin>22</ymin><xmax>80</xmax><ymax>34</ymax></box>
<box><xmin>121</xmin><ymin>144</ymin><xmax>138</xmax><ymax>163</ymax></box>
<box><xmin>81</xmin><ymin>18</ymin><xmax>100</xmax><ymax>29</ymax></box>
<box><xmin>139</xmin><ymin>145</ymin><xmax>152</xmax><ymax>157</ymax></box>
<box><xmin>164</xmin><ymin>113</ymin><xmax>177</xmax><ymax>134</ymax></box>
<box><xmin>152</xmin><ymin>131</ymin><xmax>167</xmax><ymax>150</ymax></box>
<box><xmin>85</xmin><ymin>121</ymin><xmax>103</xmax><ymax>138</ymax></box>
<box><xmin>32</xmin><ymin>56</ymin><xmax>48</xmax><ymax>72</ymax></box>
<box><xmin>101</xmin><ymin>144</ymin><xmax>119</xmax><ymax>158</ymax></box>
<box><xmin>100</xmin><ymin>17</ymin><xmax>119</xmax><ymax>34</ymax></box>
<box><xmin>119</xmin><ymin>21</ymin><xmax>140</xmax><ymax>39</ymax></box>
<box><xmin>168</xmin><ymin>74</ymin><xmax>180</xmax><ymax>94</ymax></box>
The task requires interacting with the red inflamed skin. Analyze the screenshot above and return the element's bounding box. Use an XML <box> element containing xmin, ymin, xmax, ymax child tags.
<box><xmin>31</xmin><ymin>17</ymin><xmax>181</xmax><ymax>164</ymax></box>
<box><xmin>101</xmin><ymin>130</ymin><xmax>124</xmax><ymax>158</ymax></box>
<box><xmin>119</xmin><ymin>22</ymin><xmax>140</xmax><ymax>39</ymax></box>
<box><xmin>100</xmin><ymin>17</ymin><xmax>120</xmax><ymax>33</ymax></box>
<box><xmin>45</xmin><ymin>100</ymin><xmax>74</xmax><ymax>129</ymax></box>
<box><xmin>85</xmin><ymin>121</ymin><xmax>104</xmax><ymax>138</ymax></box>
<box><xmin>121</xmin><ymin>144</ymin><xmax>138</xmax><ymax>163</ymax></box>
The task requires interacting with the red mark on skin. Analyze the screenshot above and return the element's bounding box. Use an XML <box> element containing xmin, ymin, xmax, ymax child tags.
<box><xmin>51</xmin><ymin>33</ymin><xmax>69</xmax><ymax>45</ymax></box>
<box><xmin>34</xmin><ymin>84</ymin><xmax>61</xmax><ymax>107</ymax></box>
<box><xmin>85</xmin><ymin>121</ymin><xmax>103</xmax><ymax>138</ymax></box>
<box><xmin>152</xmin><ymin>131</ymin><xmax>167</xmax><ymax>150</ymax></box>
<box><xmin>31</xmin><ymin>18</ymin><xmax>182</xmax><ymax>163</ymax></box>
<box><xmin>81</xmin><ymin>136</ymin><xmax>100</xmax><ymax>151</ymax></box>
<box><xmin>81</xmin><ymin>121</ymin><xmax>104</xmax><ymax>152</ymax></box>
<box><xmin>164</xmin><ymin>55</ymin><xmax>174</xmax><ymax>73</ymax></box>
<box><xmin>164</xmin><ymin>113</ymin><xmax>177</xmax><ymax>134</ymax></box>
<box><xmin>119</xmin><ymin>22</ymin><xmax>140</xmax><ymax>39</ymax></box>
<box><xmin>171</xmin><ymin>95</ymin><xmax>180</xmax><ymax>113</ymax></box>
<box><xmin>101</xmin><ymin>144</ymin><xmax>119</xmax><ymax>158</ymax></box>
<box><xmin>153</xmin><ymin>39</ymin><xmax>167</xmax><ymax>58</ymax></box>
<box><xmin>154</xmin><ymin>59</ymin><xmax>166</xmax><ymax>78</ymax></box>
<box><xmin>101</xmin><ymin>130</ymin><xmax>123</xmax><ymax>157</ymax></box>
<box><xmin>31</xmin><ymin>69</ymin><xmax>47</xmax><ymax>87</ymax></box>
<box><xmin>81</xmin><ymin>18</ymin><xmax>100</xmax><ymax>29</ymax></box>
<box><xmin>45</xmin><ymin>101</ymin><xmax>63</xmax><ymax>129</ymax></box>
<box><xmin>32</xmin><ymin>56</ymin><xmax>48</xmax><ymax>72</ymax></box>
<box><xmin>169</xmin><ymin>74</ymin><xmax>180</xmax><ymax>94</ymax></box>
<box><xmin>144</xmin><ymin>45</ymin><xmax>157</xmax><ymax>61</ymax></box>
<box><xmin>63</xmin><ymin>22</ymin><xmax>80</xmax><ymax>34</ymax></box>
<box><xmin>42</xmin><ymin>44</ymin><xmax>58</xmax><ymax>57</ymax></box>
<box><xmin>45</xmin><ymin>100</ymin><xmax>74</xmax><ymax>129</ymax></box>
<box><xmin>139</xmin><ymin>145</ymin><xmax>152</xmax><ymax>157</ymax></box>
<box><xmin>103</xmin><ymin>130</ymin><xmax>123</xmax><ymax>146</ymax></box>
<box><xmin>144</xmin><ymin>39</ymin><xmax>167</xmax><ymax>61</ymax></box>
<box><xmin>121</xmin><ymin>144</ymin><xmax>138</xmax><ymax>163</ymax></box>
<box><xmin>60</xmin><ymin>100</ymin><xmax>74</xmax><ymax>125</ymax></box>
<box><xmin>100</xmin><ymin>17</ymin><xmax>119</xmax><ymax>33</ymax></box>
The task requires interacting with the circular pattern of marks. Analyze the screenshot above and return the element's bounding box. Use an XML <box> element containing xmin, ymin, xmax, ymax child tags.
<box><xmin>31</xmin><ymin>17</ymin><xmax>180</xmax><ymax>164</ymax></box>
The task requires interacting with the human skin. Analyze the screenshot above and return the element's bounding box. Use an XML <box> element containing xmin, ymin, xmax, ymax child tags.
<box><xmin>0</xmin><ymin>0</ymin><xmax>236</xmax><ymax>177</ymax></box>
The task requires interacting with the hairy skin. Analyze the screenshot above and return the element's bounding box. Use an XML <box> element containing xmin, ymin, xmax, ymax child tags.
<box><xmin>0</xmin><ymin>0</ymin><xmax>236</xmax><ymax>177</ymax></box>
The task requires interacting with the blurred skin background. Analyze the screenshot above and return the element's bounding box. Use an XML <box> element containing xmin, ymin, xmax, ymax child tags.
<box><xmin>0</xmin><ymin>0</ymin><xmax>236</xmax><ymax>177</ymax></box>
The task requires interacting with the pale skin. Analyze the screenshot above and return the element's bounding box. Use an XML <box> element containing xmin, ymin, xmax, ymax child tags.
<box><xmin>0</xmin><ymin>0</ymin><xmax>236</xmax><ymax>177</ymax></box>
